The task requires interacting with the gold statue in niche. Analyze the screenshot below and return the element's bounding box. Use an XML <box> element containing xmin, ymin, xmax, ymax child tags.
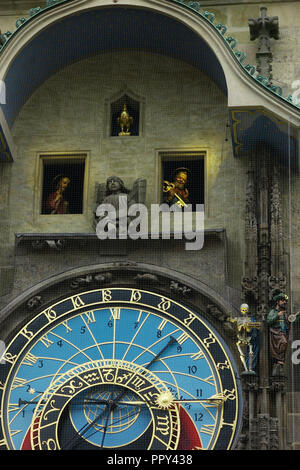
<box><xmin>117</xmin><ymin>104</ymin><xmax>133</xmax><ymax>135</ymax></box>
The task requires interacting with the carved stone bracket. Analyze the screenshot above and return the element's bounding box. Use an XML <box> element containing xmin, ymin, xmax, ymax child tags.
<box><xmin>70</xmin><ymin>272</ymin><xmax>113</xmax><ymax>289</ymax></box>
<box><xmin>241</xmin><ymin>276</ymin><xmax>258</xmax><ymax>301</ymax></box>
<box><xmin>269</xmin><ymin>417</ymin><xmax>280</xmax><ymax>450</ymax></box>
<box><xmin>26</xmin><ymin>295</ymin><xmax>42</xmax><ymax>310</ymax></box>
<box><xmin>169</xmin><ymin>281</ymin><xmax>192</xmax><ymax>297</ymax></box>
<box><xmin>270</xmin><ymin>375</ymin><xmax>287</xmax><ymax>393</ymax></box>
<box><xmin>241</xmin><ymin>373</ymin><xmax>259</xmax><ymax>392</ymax></box>
<box><xmin>206</xmin><ymin>303</ymin><xmax>227</xmax><ymax>322</ymax></box>
<box><xmin>258</xmin><ymin>414</ymin><xmax>271</xmax><ymax>450</ymax></box>
<box><xmin>134</xmin><ymin>273</ymin><xmax>160</xmax><ymax>286</ymax></box>
<box><xmin>268</xmin><ymin>273</ymin><xmax>287</xmax><ymax>301</ymax></box>
<box><xmin>249</xmin><ymin>418</ymin><xmax>259</xmax><ymax>449</ymax></box>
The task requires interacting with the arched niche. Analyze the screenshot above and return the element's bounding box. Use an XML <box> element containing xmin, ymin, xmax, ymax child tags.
<box><xmin>105</xmin><ymin>87</ymin><xmax>145</xmax><ymax>138</ymax></box>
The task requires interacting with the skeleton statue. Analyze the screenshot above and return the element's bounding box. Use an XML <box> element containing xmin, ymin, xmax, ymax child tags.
<box><xmin>228</xmin><ymin>304</ymin><xmax>261</xmax><ymax>374</ymax></box>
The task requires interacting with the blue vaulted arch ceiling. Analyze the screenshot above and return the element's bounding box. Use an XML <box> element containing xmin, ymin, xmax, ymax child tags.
<box><xmin>3</xmin><ymin>7</ymin><xmax>227</xmax><ymax>129</ymax></box>
<box><xmin>0</xmin><ymin>4</ymin><xmax>297</xmax><ymax>167</ymax></box>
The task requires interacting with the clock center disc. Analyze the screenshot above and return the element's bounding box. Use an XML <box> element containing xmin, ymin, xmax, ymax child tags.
<box><xmin>69</xmin><ymin>384</ymin><xmax>148</xmax><ymax>447</ymax></box>
<box><xmin>34</xmin><ymin>359</ymin><xmax>180</xmax><ymax>450</ymax></box>
<box><xmin>82</xmin><ymin>385</ymin><xmax>141</xmax><ymax>433</ymax></box>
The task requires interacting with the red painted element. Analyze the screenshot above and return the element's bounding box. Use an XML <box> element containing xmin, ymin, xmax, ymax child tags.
<box><xmin>21</xmin><ymin>416</ymin><xmax>40</xmax><ymax>450</ymax></box>
<box><xmin>177</xmin><ymin>405</ymin><xmax>202</xmax><ymax>450</ymax></box>
<box><xmin>21</xmin><ymin>425</ymin><xmax>33</xmax><ymax>450</ymax></box>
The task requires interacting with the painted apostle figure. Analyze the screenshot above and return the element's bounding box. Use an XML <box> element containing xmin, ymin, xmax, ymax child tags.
<box><xmin>45</xmin><ymin>175</ymin><xmax>71</xmax><ymax>214</ymax></box>
<box><xmin>267</xmin><ymin>292</ymin><xmax>290</xmax><ymax>375</ymax></box>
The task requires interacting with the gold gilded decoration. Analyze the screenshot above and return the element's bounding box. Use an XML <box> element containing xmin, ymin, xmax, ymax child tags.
<box><xmin>117</xmin><ymin>104</ymin><xmax>133</xmax><ymax>136</ymax></box>
<box><xmin>130</xmin><ymin>289</ymin><xmax>142</xmax><ymax>302</ymax></box>
<box><xmin>163</xmin><ymin>181</ymin><xmax>187</xmax><ymax>208</ymax></box>
<box><xmin>22</xmin><ymin>352</ymin><xmax>38</xmax><ymax>366</ymax></box>
<box><xmin>202</xmin><ymin>333</ymin><xmax>216</xmax><ymax>348</ymax></box>
<box><xmin>32</xmin><ymin>360</ymin><xmax>180</xmax><ymax>450</ymax></box>
<box><xmin>157</xmin><ymin>297</ymin><xmax>171</xmax><ymax>311</ymax></box>
<box><xmin>228</xmin><ymin>303</ymin><xmax>261</xmax><ymax>374</ymax></box>
<box><xmin>20</xmin><ymin>326</ymin><xmax>34</xmax><ymax>340</ymax></box>
<box><xmin>39</xmin><ymin>334</ymin><xmax>54</xmax><ymax>349</ymax></box>
<box><xmin>163</xmin><ymin>168</ymin><xmax>190</xmax><ymax>208</ymax></box>
<box><xmin>1</xmin><ymin>288</ymin><xmax>241</xmax><ymax>450</ymax></box>
<box><xmin>155</xmin><ymin>391</ymin><xmax>174</xmax><ymax>409</ymax></box>
<box><xmin>43</xmin><ymin>307</ymin><xmax>57</xmax><ymax>323</ymax></box>
<box><xmin>71</xmin><ymin>295</ymin><xmax>85</xmax><ymax>309</ymax></box>
<box><xmin>82</xmin><ymin>311</ymin><xmax>96</xmax><ymax>324</ymax></box>
<box><xmin>288</xmin><ymin>310</ymin><xmax>300</xmax><ymax>323</ymax></box>
<box><xmin>102</xmin><ymin>289</ymin><xmax>112</xmax><ymax>302</ymax></box>
<box><xmin>206</xmin><ymin>392</ymin><xmax>227</xmax><ymax>405</ymax></box>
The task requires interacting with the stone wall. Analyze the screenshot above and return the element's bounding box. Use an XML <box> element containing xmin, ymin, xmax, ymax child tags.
<box><xmin>0</xmin><ymin>50</ymin><xmax>245</xmax><ymax>305</ymax></box>
<box><xmin>1</xmin><ymin>0</ymin><xmax>300</xmax><ymax>449</ymax></box>
<box><xmin>0</xmin><ymin>0</ymin><xmax>298</xmax><ymax>320</ymax></box>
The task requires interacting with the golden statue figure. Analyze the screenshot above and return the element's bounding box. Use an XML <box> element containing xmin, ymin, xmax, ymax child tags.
<box><xmin>117</xmin><ymin>104</ymin><xmax>133</xmax><ymax>136</ymax></box>
<box><xmin>163</xmin><ymin>168</ymin><xmax>190</xmax><ymax>208</ymax></box>
<box><xmin>228</xmin><ymin>303</ymin><xmax>261</xmax><ymax>374</ymax></box>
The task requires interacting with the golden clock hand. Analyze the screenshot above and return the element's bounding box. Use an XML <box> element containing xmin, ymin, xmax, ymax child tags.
<box><xmin>170</xmin><ymin>393</ymin><xmax>227</xmax><ymax>405</ymax></box>
<box><xmin>112</xmin><ymin>390</ymin><xmax>228</xmax><ymax>408</ymax></box>
<box><xmin>174</xmin><ymin>397</ymin><xmax>225</xmax><ymax>404</ymax></box>
<box><xmin>114</xmin><ymin>396</ymin><xmax>225</xmax><ymax>406</ymax></box>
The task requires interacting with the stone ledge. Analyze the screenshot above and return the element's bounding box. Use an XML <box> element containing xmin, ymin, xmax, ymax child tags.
<box><xmin>15</xmin><ymin>229</ymin><xmax>226</xmax><ymax>252</ymax></box>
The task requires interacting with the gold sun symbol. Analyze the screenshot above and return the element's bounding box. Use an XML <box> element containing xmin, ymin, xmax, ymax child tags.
<box><xmin>155</xmin><ymin>390</ymin><xmax>174</xmax><ymax>409</ymax></box>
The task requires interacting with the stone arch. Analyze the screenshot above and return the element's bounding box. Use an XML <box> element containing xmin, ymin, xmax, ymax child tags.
<box><xmin>0</xmin><ymin>0</ymin><xmax>298</xmax><ymax>134</ymax></box>
<box><xmin>0</xmin><ymin>261</ymin><xmax>237</xmax><ymax>345</ymax></box>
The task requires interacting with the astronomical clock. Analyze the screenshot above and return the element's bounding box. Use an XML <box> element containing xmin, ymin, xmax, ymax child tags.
<box><xmin>0</xmin><ymin>285</ymin><xmax>242</xmax><ymax>450</ymax></box>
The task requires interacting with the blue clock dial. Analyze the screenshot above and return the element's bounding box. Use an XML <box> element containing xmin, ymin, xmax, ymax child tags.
<box><xmin>0</xmin><ymin>288</ymin><xmax>242</xmax><ymax>450</ymax></box>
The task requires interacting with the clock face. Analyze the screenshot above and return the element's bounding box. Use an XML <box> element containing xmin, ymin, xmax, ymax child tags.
<box><xmin>0</xmin><ymin>288</ymin><xmax>242</xmax><ymax>450</ymax></box>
